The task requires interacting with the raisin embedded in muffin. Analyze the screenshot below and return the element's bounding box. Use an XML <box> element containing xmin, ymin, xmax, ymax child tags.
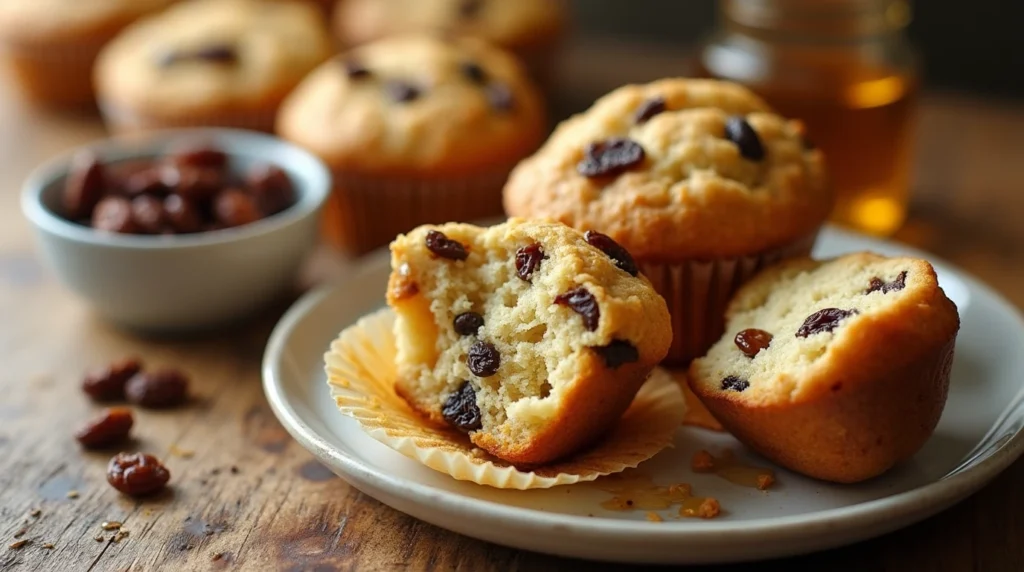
<box><xmin>387</xmin><ymin>219</ymin><xmax>672</xmax><ymax>465</ymax></box>
<box><xmin>689</xmin><ymin>252</ymin><xmax>960</xmax><ymax>483</ymax></box>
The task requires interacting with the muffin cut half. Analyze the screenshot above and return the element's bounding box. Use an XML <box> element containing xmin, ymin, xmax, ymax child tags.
<box><xmin>689</xmin><ymin>253</ymin><xmax>960</xmax><ymax>483</ymax></box>
<box><xmin>388</xmin><ymin>219</ymin><xmax>672</xmax><ymax>465</ymax></box>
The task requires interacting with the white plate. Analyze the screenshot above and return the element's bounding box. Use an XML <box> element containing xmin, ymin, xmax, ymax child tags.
<box><xmin>262</xmin><ymin>226</ymin><xmax>1024</xmax><ymax>564</ymax></box>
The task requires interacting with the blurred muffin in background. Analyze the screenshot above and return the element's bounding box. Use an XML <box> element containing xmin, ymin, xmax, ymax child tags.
<box><xmin>333</xmin><ymin>0</ymin><xmax>566</xmax><ymax>90</ymax></box>
<box><xmin>0</xmin><ymin>0</ymin><xmax>176</xmax><ymax>109</ymax></box>
<box><xmin>277</xmin><ymin>34</ymin><xmax>546</xmax><ymax>255</ymax></box>
<box><xmin>95</xmin><ymin>0</ymin><xmax>332</xmax><ymax>134</ymax></box>
<box><xmin>267</xmin><ymin>0</ymin><xmax>336</xmax><ymax>19</ymax></box>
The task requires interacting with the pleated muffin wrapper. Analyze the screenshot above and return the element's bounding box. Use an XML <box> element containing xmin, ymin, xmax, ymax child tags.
<box><xmin>1</xmin><ymin>38</ymin><xmax>106</xmax><ymax>109</ymax></box>
<box><xmin>99</xmin><ymin>100</ymin><xmax>279</xmax><ymax>135</ymax></box>
<box><xmin>642</xmin><ymin>230</ymin><xmax>820</xmax><ymax>367</ymax></box>
<box><xmin>325</xmin><ymin>308</ymin><xmax>687</xmax><ymax>490</ymax></box>
<box><xmin>323</xmin><ymin>167</ymin><xmax>512</xmax><ymax>256</ymax></box>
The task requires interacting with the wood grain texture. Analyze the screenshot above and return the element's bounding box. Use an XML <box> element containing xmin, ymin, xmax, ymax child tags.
<box><xmin>1</xmin><ymin>64</ymin><xmax>1023</xmax><ymax>571</ymax></box>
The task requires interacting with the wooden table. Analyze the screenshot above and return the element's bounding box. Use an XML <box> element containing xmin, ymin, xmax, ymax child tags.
<box><xmin>2</xmin><ymin>76</ymin><xmax>1023</xmax><ymax>571</ymax></box>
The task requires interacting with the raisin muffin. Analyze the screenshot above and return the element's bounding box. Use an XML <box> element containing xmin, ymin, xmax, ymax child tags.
<box><xmin>689</xmin><ymin>253</ymin><xmax>960</xmax><ymax>483</ymax></box>
<box><xmin>94</xmin><ymin>0</ymin><xmax>332</xmax><ymax>133</ymax></box>
<box><xmin>333</xmin><ymin>0</ymin><xmax>566</xmax><ymax>88</ymax></box>
<box><xmin>0</xmin><ymin>0</ymin><xmax>175</xmax><ymax>108</ymax></box>
<box><xmin>504</xmin><ymin>78</ymin><xmax>831</xmax><ymax>365</ymax></box>
<box><xmin>277</xmin><ymin>34</ymin><xmax>546</xmax><ymax>255</ymax></box>
<box><xmin>387</xmin><ymin>219</ymin><xmax>672</xmax><ymax>465</ymax></box>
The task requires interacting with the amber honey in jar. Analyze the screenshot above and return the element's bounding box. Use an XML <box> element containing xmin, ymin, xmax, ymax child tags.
<box><xmin>700</xmin><ymin>0</ymin><xmax>918</xmax><ymax>236</ymax></box>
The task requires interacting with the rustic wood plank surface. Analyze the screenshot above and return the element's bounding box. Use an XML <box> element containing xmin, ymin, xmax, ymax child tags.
<box><xmin>1</xmin><ymin>71</ymin><xmax>1024</xmax><ymax>571</ymax></box>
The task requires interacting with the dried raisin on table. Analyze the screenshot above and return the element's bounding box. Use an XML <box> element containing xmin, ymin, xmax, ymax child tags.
<box><xmin>106</xmin><ymin>452</ymin><xmax>170</xmax><ymax>497</ymax></box>
<box><xmin>75</xmin><ymin>408</ymin><xmax>134</xmax><ymax>449</ymax></box>
<box><xmin>82</xmin><ymin>358</ymin><xmax>142</xmax><ymax>401</ymax></box>
<box><xmin>125</xmin><ymin>369</ymin><xmax>189</xmax><ymax>409</ymax></box>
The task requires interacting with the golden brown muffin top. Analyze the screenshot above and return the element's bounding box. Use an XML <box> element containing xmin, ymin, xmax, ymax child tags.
<box><xmin>94</xmin><ymin>0</ymin><xmax>331</xmax><ymax>115</ymax></box>
<box><xmin>276</xmin><ymin>34</ymin><xmax>546</xmax><ymax>176</ymax></box>
<box><xmin>334</xmin><ymin>0</ymin><xmax>566</xmax><ymax>51</ymax></box>
<box><xmin>503</xmin><ymin>78</ymin><xmax>831</xmax><ymax>261</ymax></box>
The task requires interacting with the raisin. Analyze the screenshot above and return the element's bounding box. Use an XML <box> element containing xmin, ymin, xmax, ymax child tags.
<box><xmin>796</xmin><ymin>308</ymin><xmax>858</xmax><ymax>338</ymax></box>
<box><xmin>164</xmin><ymin>166</ymin><xmax>223</xmax><ymax>203</ymax></box>
<box><xmin>867</xmin><ymin>271</ymin><xmax>908</xmax><ymax>294</ymax></box>
<box><xmin>386</xmin><ymin>81</ymin><xmax>421</xmax><ymax>103</ymax></box>
<box><xmin>121</xmin><ymin>166</ymin><xmax>170</xmax><ymax>197</ymax></box>
<box><xmin>485</xmin><ymin>83</ymin><xmax>515</xmax><ymax>112</ymax></box>
<box><xmin>721</xmin><ymin>376</ymin><xmax>750</xmax><ymax>392</ymax></box>
<box><xmin>584</xmin><ymin>230</ymin><xmax>638</xmax><ymax>276</ymax></box>
<box><xmin>92</xmin><ymin>197</ymin><xmax>139</xmax><ymax>234</ymax></box>
<box><xmin>106</xmin><ymin>453</ymin><xmax>170</xmax><ymax>497</ymax></box>
<box><xmin>214</xmin><ymin>189</ymin><xmax>261</xmax><ymax>228</ymax></box>
<box><xmin>130</xmin><ymin>195</ymin><xmax>166</xmax><ymax>234</ymax></box>
<box><xmin>163</xmin><ymin>195</ymin><xmax>202</xmax><ymax>234</ymax></box>
<box><xmin>555</xmin><ymin>287</ymin><xmax>600</xmax><ymax>331</ymax></box>
<box><xmin>75</xmin><ymin>408</ymin><xmax>134</xmax><ymax>449</ymax></box>
<box><xmin>343</xmin><ymin>59</ymin><xmax>371</xmax><ymax>79</ymax></box>
<box><xmin>515</xmin><ymin>243</ymin><xmax>544</xmax><ymax>281</ymax></box>
<box><xmin>424</xmin><ymin>230</ymin><xmax>468</xmax><ymax>260</ymax></box>
<box><xmin>634</xmin><ymin>96</ymin><xmax>667</xmax><ymax>124</ymax></box>
<box><xmin>467</xmin><ymin>341</ymin><xmax>500</xmax><ymax>377</ymax></box>
<box><xmin>460</xmin><ymin>61</ymin><xmax>487</xmax><ymax>84</ymax></box>
<box><xmin>453</xmin><ymin>312</ymin><xmax>484</xmax><ymax>336</ymax></box>
<box><xmin>193</xmin><ymin>44</ymin><xmax>238</xmax><ymax>64</ymax></box>
<box><xmin>125</xmin><ymin>369</ymin><xmax>189</xmax><ymax>409</ymax></box>
<box><xmin>734</xmin><ymin>328</ymin><xmax>773</xmax><ymax>358</ymax></box>
<box><xmin>724</xmin><ymin>116</ymin><xmax>765</xmax><ymax>161</ymax></box>
<box><xmin>170</xmin><ymin>147</ymin><xmax>228</xmax><ymax>171</ymax></box>
<box><xmin>593</xmin><ymin>340</ymin><xmax>639</xmax><ymax>368</ymax></box>
<box><xmin>441</xmin><ymin>381</ymin><xmax>482</xmax><ymax>431</ymax></box>
<box><xmin>577</xmin><ymin>138</ymin><xmax>646</xmax><ymax>178</ymax></box>
<box><xmin>82</xmin><ymin>358</ymin><xmax>142</xmax><ymax>401</ymax></box>
<box><xmin>63</xmin><ymin>152</ymin><xmax>106</xmax><ymax>220</ymax></box>
<box><xmin>245</xmin><ymin>164</ymin><xmax>295</xmax><ymax>216</ymax></box>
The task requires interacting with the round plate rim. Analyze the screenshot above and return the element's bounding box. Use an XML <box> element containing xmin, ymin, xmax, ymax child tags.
<box><xmin>262</xmin><ymin>226</ymin><xmax>1024</xmax><ymax>550</ymax></box>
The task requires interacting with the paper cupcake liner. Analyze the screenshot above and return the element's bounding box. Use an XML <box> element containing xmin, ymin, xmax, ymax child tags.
<box><xmin>98</xmin><ymin>100</ymin><xmax>278</xmax><ymax>135</ymax></box>
<box><xmin>325</xmin><ymin>308</ymin><xmax>687</xmax><ymax>490</ymax></box>
<box><xmin>324</xmin><ymin>167</ymin><xmax>512</xmax><ymax>256</ymax></box>
<box><xmin>639</xmin><ymin>231</ymin><xmax>820</xmax><ymax>366</ymax></box>
<box><xmin>1</xmin><ymin>39</ymin><xmax>104</xmax><ymax>108</ymax></box>
<box><xmin>662</xmin><ymin>367</ymin><xmax>724</xmax><ymax>432</ymax></box>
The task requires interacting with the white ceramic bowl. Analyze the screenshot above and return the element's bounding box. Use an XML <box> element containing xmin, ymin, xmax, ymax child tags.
<box><xmin>21</xmin><ymin>128</ymin><xmax>331</xmax><ymax>334</ymax></box>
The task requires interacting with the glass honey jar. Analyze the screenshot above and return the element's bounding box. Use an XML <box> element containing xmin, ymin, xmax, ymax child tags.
<box><xmin>699</xmin><ymin>0</ymin><xmax>918</xmax><ymax>236</ymax></box>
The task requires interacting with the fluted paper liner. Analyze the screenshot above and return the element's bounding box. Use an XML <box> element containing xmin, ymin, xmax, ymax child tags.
<box><xmin>325</xmin><ymin>308</ymin><xmax>687</xmax><ymax>490</ymax></box>
<box><xmin>640</xmin><ymin>231</ymin><xmax>820</xmax><ymax>366</ymax></box>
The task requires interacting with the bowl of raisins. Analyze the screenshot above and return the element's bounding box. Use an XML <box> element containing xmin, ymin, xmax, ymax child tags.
<box><xmin>20</xmin><ymin>128</ymin><xmax>330</xmax><ymax>333</ymax></box>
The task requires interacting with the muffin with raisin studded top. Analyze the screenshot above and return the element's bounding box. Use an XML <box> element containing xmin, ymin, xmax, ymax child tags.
<box><xmin>94</xmin><ymin>0</ymin><xmax>332</xmax><ymax>133</ymax></box>
<box><xmin>277</xmin><ymin>34</ymin><xmax>546</xmax><ymax>255</ymax></box>
<box><xmin>504</xmin><ymin>78</ymin><xmax>831</xmax><ymax>365</ymax></box>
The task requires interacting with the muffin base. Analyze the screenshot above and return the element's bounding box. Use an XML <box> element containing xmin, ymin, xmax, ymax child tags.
<box><xmin>1</xmin><ymin>40</ymin><xmax>104</xmax><ymax>109</ymax></box>
<box><xmin>639</xmin><ymin>231</ymin><xmax>819</xmax><ymax>366</ymax></box>
<box><xmin>691</xmin><ymin>337</ymin><xmax>955</xmax><ymax>483</ymax></box>
<box><xmin>99</xmin><ymin>101</ymin><xmax>278</xmax><ymax>135</ymax></box>
<box><xmin>324</xmin><ymin>168</ymin><xmax>513</xmax><ymax>256</ymax></box>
